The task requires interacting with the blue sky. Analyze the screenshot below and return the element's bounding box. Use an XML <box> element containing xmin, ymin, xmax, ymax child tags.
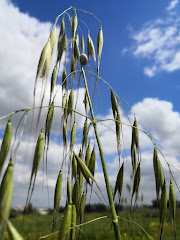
<box><xmin>0</xmin><ymin>0</ymin><xmax>180</xmax><ymax>207</ymax></box>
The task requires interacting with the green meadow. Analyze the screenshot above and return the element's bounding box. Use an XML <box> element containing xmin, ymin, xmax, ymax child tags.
<box><xmin>7</xmin><ymin>208</ymin><xmax>180</xmax><ymax>240</ymax></box>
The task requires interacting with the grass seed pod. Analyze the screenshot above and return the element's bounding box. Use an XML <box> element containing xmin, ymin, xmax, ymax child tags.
<box><xmin>81</xmin><ymin>35</ymin><xmax>85</xmax><ymax>54</ymax></box>
<box><xmin>85</xmin><ymin>142</ymin><xmax>91</xmax><ymax>167</ymax></box>
<box><xmin>57</xmin><ymin>33</ymin><xmax>67</xmax><ymax>64</ymax></box>
<box><xmin>132</xmin><ymin>118</ymin><xmax>139</xmax><ymax>150</ymax></box>
<box><xmin>153</xmin><ymin>147</ymin><xmax>159</xmax><ymax>199</ymax></box>
<box><xmin>115</xmin><ymin>111</ymin><xmax>121</xmax><ymax>154</ymax></box>
<box><xmin>49</xmin><ymin>26</ymin><xmax>56</xmax><ymax>53</ymax></box>
<box><xmin>74</xmin><ymin>37</ymin><xmax>80</xmax><ymax>60</ymax></box>
<box><xmin>70</xmin><ymin>122</ymin><xmax>76</xmax><ymax>151</ymax></box>
<box><xmin>7</xmin><ymin>220</ymin><xmax>24</xmax><ymax>240</ymax></box>
<box><xmin>32</xmin><ymin>129</ymin><xmax>44</xmax><ymax>175</ymax></box>
<box><xmin>0</xmin><ymin>119</ymin><xmax>12</xmax><ymax>175</ymax></box>
<box><xmin>50</xmin><ymin>66</ymin><xmax>57</xmax><ymax>99</ymax></box>
<box><xmin>72</xmin><ymin>177</ymin><xmax>80</xmax><ymax>213</ymax></box>
<box><xmin>111</xmin><ymin>89</ymin><xmax>118</xmax><ymax>119</ymax></box>
<box><xmin>74</xmin><ymin>153</ymin><xmax>96</xmax><ymax>186</ymax></box>
<box><xmin>131</xmin><ymin>143</ymin><xmax>136</xmax><ymax>176</ymax></box>
<box><xmin>169</xmin><ymin>181</ymin><xmax>176</xmax><ymax>238</ymax></box>
<box><xmin>54</xmin><ymin>170</ymin><xmax>62</xmax><ymax>213</ymax></box>
<box><xmin>89</xmin><ymin>147</ymin><xmax>96</xmax><ymax>176</ymax></box>
<box><xmin>62</xmin><ymin>67</ymin><xmax>67</xmax><ymax>91</ymax></box>
<box><xmin>63</xmin><ymin>122</ymin><xmax>67</xmax><ymax>147</ymax></box>
<box><xmin>0</xmin><ymin>158</ymin><xmax>13</xmax><ymax>239</ymax></box>
<box><xmin>45</xmin><ymin>102</ymin><xmax>54</xmax><ymax>142</ymax></box>
<box><xmin>97</xmin><ymin>27</ymin><xmax>103</xmax><ymax>68</ymax></box>
<box><xmin>157</xmin><ymin>159</ymin><xmax>164</xmax><ymax>190</ymax></box>
<box><xmin>87</xmin><ymin>33</ymin><xmax>96</xmax><ymax>62</ymax></box>
<box><xmin>84</xmin><ymin>90</ymin><xmax>89</xmax><ymax>113</ymax></box>
<box><xmin>72</xmin><ymin>154</ymin><xmax>77</xmax><ymax>179</ymax></box>
<box><xmin>71</xmin><ymin>11</ymin><xmax>78</xmax><ymax>39</ymax></box>
<box><xmin>82</xmin><ymin>118</ymin><xmax>88</xmax><ymax>150</ymax></box>
<box><xmin>71</xmin><ymin>205</ymin><xmax>76</xmax><ymax>240</ymax></box>
<box><xmin>132</xmin><ymin>163</ymin><xmax>141</xmax><ymax>198</ymax></box>
<box><xmin>68</xmin><ymin>89</ymin><xmax>74</xmax><ymax>122</ymax></box>
<box><xmin>159</xmin><ymin>179</ymin><xmax>167</xmax><ymax>240</ymax></box>
<box><xmin>67</xmin><ymin>178</ymin><xmax>72</xmax><ymax>204</ymax></box>
<box><xmin>70</xmin><ymin>55</ymin><xmax>76</xmax><ymax>76</ymax></box>
<box><xmin>113</xmin><ymin>163</ymin><xmax>124</xmax><ymax>200</ymax></box>
<box><xmin>58</xmin><ymin>17</ymin><xmax>65</xmax><ymax>47</ymax></box>
<box><xmin>58</xmin><ymin>204</ymin><xmax>72</xmax><ymax>240</ymax></box>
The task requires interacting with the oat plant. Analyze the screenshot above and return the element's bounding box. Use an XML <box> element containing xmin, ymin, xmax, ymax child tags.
<box><xmin>0</xmin><ymin>7</ymin><xmax>179</xmax><ymax>240</ymax></box>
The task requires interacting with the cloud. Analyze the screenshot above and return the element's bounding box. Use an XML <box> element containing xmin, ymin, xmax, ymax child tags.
<box><xmin>125</xmin><ymin>1</ymin><xmax>180</xmax><ymax>77</ymax></box>
<box><xmin>166</xmin><ymin>0</ymin><xmax>179</xmax><ymax>11</ymax></box>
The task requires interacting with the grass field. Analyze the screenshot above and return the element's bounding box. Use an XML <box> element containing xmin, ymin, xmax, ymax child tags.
<box><xmin>7</xmin><ymin>208</ymin><xmax>180</xmax><ymax>240</ymax></box>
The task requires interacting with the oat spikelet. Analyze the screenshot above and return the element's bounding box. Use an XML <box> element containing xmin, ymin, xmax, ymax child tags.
<box><xmin>62</xmin><ymin>68</ymin><xmax>67</xmax><ymax>92</ymax></box>
<box><xmin>113</xmin><ymin>163</ymin><xmax>124</xmax><ymax>201</ymax></box>
<box><xmin>70</xmin><ymin>122</ymin><xmax>76</xmax><ymax>151</ymax></box>
<box><xmin>87</xmin><ymin>33</ymin><xmax>96</xmax><ymax>62</ymax></box>
<box><xmin>133</xmin><ymin>118</ymin><xmax>139</xmax><ymax>151</ymax></box>
<box><xmin>50</xmin><ymin>66</ymin><xmax>57</xmax><ymax>102</ymax></box>
<box><xmin>57</xmin><ymin>33</ymin><xmax>67</xmax><ymax>64</ymax></box>
<box><xmin>71</xmin><ymin>205</ymin><xmax>76</xmax><ymax>240</ymax></box>
<box><xmin>58</xmin><ymin>204</ymin><xmax>72</xmax><ymax>240</ymax></box>
<box><xmin>71</xmin><ymin>11</ymin><xmax>78</xmax><ymax>40</ymax></box>
<box><xmin>0</xmin><ymin>120</ymin><xmax>12</xmax><ymax>176</ymax></box>
<box><xmin>159</xmin><ymin>179</ymin><xmax>167</xmax><ymax>240</ymax></box>
<box><xmin>97</xmin><ymin>27</ymin><xmax>103</xmax><ymax>74</ymax></box>
<box><xmin>169</xmin><ymin>181</ymin><xmax>176</xmax><ymax>239</ymax></box>
<box><xmin>81</xmin><ymin>35</ymin><xmax>85</xmax><ymax>54</ymax></box>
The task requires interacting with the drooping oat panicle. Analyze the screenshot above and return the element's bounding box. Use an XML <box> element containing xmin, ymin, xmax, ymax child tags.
<box><xmin>159</xmin><ymin>179</ymin><xmax>167</xmax><ymax>240</ymax></box>
<box><xmin>57</xmin><ymin>33</ymin><xmax>67</xmax><ymax>64</ymax></box>
<box><xmin>85</xmin><ymin>141</ymin><xmax>91</xmax><ymax>167</ymax></box>
<box><xmin>72</xmin><ymin>177</ymin><xmax>80</xmax><ymax>213</ymax></box>
<box><xmin>72</xmin><ymin>154</ymin><xmax>77</xmax><ymax>180</ymax></box>
<box><xmin>0</xmin><ymin>119</ymin><xmax>12</xmax><ymax>176</ymax></box>
<box><xmin>87</xmin><ymin>33</ymin><xmax>96</xmax><ymax>62</ymax></box>
<box><xmin>113</xmin><ymin>163</ymin><xmax>124</xmax><ymax>201</ymax></box>
<box><xmin>111</xmin><ymin>89</ymin><xmax>119</xmax><ymax>119</ymax></box>
<box><xmin>6</xmin><ymin>220</ymin><xmax>24</xmax><ymax>240</ymax></box>
<box><xmin>67</xmin><ymin>178</ymin><xmax>72</xmax><ymax>204</ymax></box>
<box><xmin>74</xmin><ymin>153</ymin><xmax>97</xmax><ymax>187</ymax></box>
<box><xmin>89</xmin><ymin>147</ymin><xmax>96</xmax><ymax>177</ymax></box>
<box><xmin>169</xmin><ymin>181</ymin><xmax>176</xmax><ymax>239</ymax></box>
<box><xmin>68</xmin><ymin>89</ymin><xmax>74</xmax><ymax>123</ymax></box>
<box><xmin>58</xmin><ymin>204</ymin><xmax>72</xmax><ymax>240</ymax></box>
<box><xmin>50</xmin><ymin>66</ymin><xmax>57</xmax><ymax>101</ymax></box>
<box><xmin>80</xmin><ymin>192</ymin><xmax>85</xmax><ymax>224</ymax></box>
<box><xmin>71</xmin><ymin>205</ymin><xmax>77</xmax><ymax>240</ymax></box>
<box><xmin>0</xmin><ymin>158</ymin><xmax>13</xmax><ymax>239</ymax></box>
<box><xmin>62</xmin><ymin>68</ymin><xmax>67</xmax><ymax>92</ymax></box>
<box><xmin>81</xmin><ymin>35</ymin><xmax>85</xmax><ymax>54</ymax></box>
<box><xmin>82</xmin><ymin>118</ymin><xmax>88</xmax><ymax>150</ymax></box>
<box><xmin>70</xmin><ymin>122</ymin><xmax>76</xmax><ymax>151</ymax></box>
<box><xmin>45</xmin><ymin>101</ymin><xmax>54</xmax><ymax>145</ymax></box>
<box><xmin>71</xmin><ymin>11</ymin><xmax>78</xmax><ymax>40</ymax></box>
<box><xmin>132</xmin><ymin>118</ymin><xmax>139</xmax><ymax>150</ymax></box>
<box><xmin>97</xmin><ymin>27</ymin><xmax>103</xmax><ymax>73</ymax></box>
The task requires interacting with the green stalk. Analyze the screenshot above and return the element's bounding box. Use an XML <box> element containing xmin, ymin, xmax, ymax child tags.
<box><xmin>82</xmin><ymin>69</ymin><xmax>121</xmax><ymax>240</ymax></box>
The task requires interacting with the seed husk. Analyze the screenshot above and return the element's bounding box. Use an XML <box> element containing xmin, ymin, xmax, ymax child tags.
<box><xmin>50</xmin><ymin>66</ymin><xmax>57</xmax><ymax>100</ymax></box>
<box><xmin>62</xmin><ymin>68</ymin><xmax>67</xmax><ymax>92</ymax></box>
<box><xmin>45</xmin><ymin>101</ymin><xmax>54</xmax><ymax>144</ymax></box>
<box><xmin>132</xmin><ymin>118</ymin><xmax>139</xmax><ymax>150</ymax></box>
<box><xmin>0</xmin><ymin>158</ymin><xmax>13</xmax><ymax>239</ymax></box>
<box><xmin>131</xmin><ymin>143</ymin><xmax>136</xmax><ymax>176</ymax></box>
<box><xmin>159</xmin><ymin>179</ymin><xmax>167</xmax><ymax>240</ymax></box>
<box><xmin>68</xmin><ymin>89</ymin><xmax>74</xmax><ymax>122</ymax></box>
<box><xmin>0</xmin><ymin>119</ymin><xmax>12</xmax><ymax>176</ymax></box>
<box><xmin>63</xmin><ymin>122</ymin><xmax>67</xmax><ymax>147</ymax></box>
<box><xmin>70</xmin><ymin>122</ymin><xmax>76</xmax><ymax>151</ymax></box>
<box><xmin>87</xmin><ymin>33</ymin><xmax>96</xmax><ymax>62</ymax></box>
<box><xmin>74</xmin><ymin>36</ymin><xmax>80</xmax><ymax>60</ymax></box>
<box><xmin>81</xmin><ymin>35</ymin><xmax>85</xmax><ymax>54</ymax></box>
<box><xmin>132</xmin><ymin>163</ymin><xmax>141</xmax><ymax>198</ymax></box>
<box><xmin>83</xmin><ymin>90</ymin><xmax>89</xmax><ymax>113</ymax></box>
<box><xmin>72</xmin><ymin>154</ymin><xmax>77</xmax><ymax>180</ymax></box>
<box><xmin>57</xmin><ymin>33</ymin><xmax>67</xmax><ymax>64</ymax></box>
<box><xmin>82</xmin><ymin>118</ymin><xmax>88</xmax><ymax>150</ymax></box>
<box><xmin>169</xmin><ymin>181</ymin><xmax>176</xmax><ymax>238</ymax></box>
<box><xmin>71</xmin><ymin>205</ymin><xmax>77</xmax><ymax>240</ymax></box>
<box><xmin>113</xmin><ymin>163</ymin><xmax>124</xmax><ymax>200</ymax></box>
<box><xmin>70</xmin><ymin>55</ymin><xmax>76</xmax><ymax>76</ymax></box>
<box><xmin>115</xmin><ymin>111</ymin><xmax>121</xmax><ymax>158</ymax></box>
<box><xmin>111</xmin><ymin>89</ymin><xmax>118</xmax><ymax>119</ymax></box>
<box><xmin>89</xmin><ymin>147</ymin><xmax>96</xmax><ymax>176</ymax></box>
<box><xmin>71</xmin><ymin>11</ymin><xmax>78</xmax><ymax>40</ymax></box>
<box><xmin>67</xmin><ymin>178</ymin><xmax>72</xmax><ymax>204</ymax></box>
<box><xmin>97</xmin><ymin>27</ymin><xmax>103</xmax><ymax>70</ymax></box>
<box><xmin>58</xmin><ymin>204</ymin><xmax>72</xmax><ymax>240</ymax></box>
<box><xmin>85</xmin><ymin>142</ymin><xmax>91</xmax><ymax>167</ymax></box>
<box><xmin>54</xmin><ymin>170</ymin><xmax>62</xmax><ymax>213</ymax></box>
<box><xmin>74</xmin><ymin>153</ymin><xmax>97</xmax><ymax>186</ymax></box>
<box><xmin>58</xmin><ymin>17</ymin><xmax>65</xmax><ymax>48</ymax></box>
<box><xmin>6</xmin><ymin>220</ymin><xmax>24</xmax><ymax>240</ymax></box>
<box><xmin>72</xmin><ymin>177</ymin><xmax>80</xmax><ymax>213</ymax></box>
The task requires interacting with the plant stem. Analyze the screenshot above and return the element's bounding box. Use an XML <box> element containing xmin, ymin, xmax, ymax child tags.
<box><xmin>82</xmin><ymin>69</ymin><xmax>121</xmax><ymax>240</ymax></box>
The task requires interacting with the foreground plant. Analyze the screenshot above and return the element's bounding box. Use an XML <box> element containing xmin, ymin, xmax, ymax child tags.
<box><xmin>0</xmin><ymin>6</ymin><xmax>179</xmax><ymax>240</ymax></box>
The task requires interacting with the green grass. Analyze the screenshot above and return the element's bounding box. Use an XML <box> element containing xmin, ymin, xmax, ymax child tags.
<box><xmin>7</xmin><ymin>208</ymin><xmax>180</xmax><ymax>240</ymax></box>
